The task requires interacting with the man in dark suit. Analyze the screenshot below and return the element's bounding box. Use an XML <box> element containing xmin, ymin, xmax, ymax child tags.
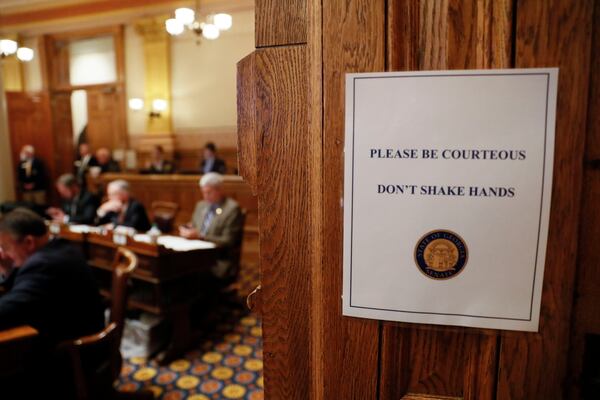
<box><xmin>17</xmin><ymin>145</ymin><xmax>47</xmax><ymax>205</ymax></box>
<box><xmin>46</xmin><ymin>173</ymin><xmax>99</xmax><ymax>225</ymax></box>
<box><xmin>200</xmin><ymin>142</ymin><xmax>227</xmax><ymax>174</ymax></box>
<box><xmin>0</xmin><ymin>208</ymin><xmax>105</xmax><ymax>396</ymax></box>
<box><xmin>0</xmin><ymin>208</ymin><xmax>104</xmax><ymax>342</ymax></box>
<box><xmin>96</xmin><ymin>179</ymin><xmax>151</xmax><ymax>232</ymax></box>
<box><xmin>95</xmin><ymin>148</ymin><xmax>121</xmax><ymax>174</ymax></box>
<box><xmin>179</xmin><ymin>173</ymin><xmax>243</xmax><ymax>282</ymax></box>
<box><xmin>142</xmin><ymin>145</ymin><xmax>175</xmax><ymax>174</ymax></box>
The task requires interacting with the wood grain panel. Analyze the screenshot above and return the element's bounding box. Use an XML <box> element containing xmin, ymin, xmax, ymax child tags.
<box><xmin>322</xmin><ymin>1</ymin><xmax>385</xmax><ymax>399</ymax></box>
<box><xmin>382</xmin><ymin>1</ymin><xmax>513</xmax><ymax>398</ymax></box>
<box><xmin>236</xmin><ymin>53</ymin><xmax>258</xmax><ymax>195</ymax></box>
<box><xmin>255</xmin><ymin>0</ymin><xmax>307</xmax><ymax>47</ymax></box>
<box><xmin>497</xmin><ymin>0</ymin><xmax>594</xmax><ymax>398</ymax></box>
<box><xmin>418</xmin><ymin>0</ymin><xmax>449</xmax><ymax>69</ymax></box>
<box><xmin>446</xmin><ymin>0</ymin><xmax>512</xmax><ymax>69</ymax></box>
<box><xmin>567</xmin><ymin>1</ymin><xmax>600</xmax><ymax>397</ymax></box>
<box><xmin>49</xmin><ymin>92</ymin><xmax>75</xmax><ymax>178</ymax></box>
<box><xmin>5</xmin><ymin>91</ymin><xmax>56</xmax><ymax>198</ymax></box>
<box><xmin>387</xmin><ymin>0</ymin><xmax>420</xmax><ymax>70</ymax></box>
<box><xmin>87</xmin><ymin>87</ymin><xmax>129</xmax><ymax>151</ymax></box>
<box><xmin>254</xmin><ymin>46</ymin><xmax>312</xmax><ymax>399</ymax></box>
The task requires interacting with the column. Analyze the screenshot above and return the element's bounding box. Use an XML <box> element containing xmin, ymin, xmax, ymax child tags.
<box><xmin>135</xmin><ymin>16</ymin><xmax>173</xmax><ymax>134</ymax></box>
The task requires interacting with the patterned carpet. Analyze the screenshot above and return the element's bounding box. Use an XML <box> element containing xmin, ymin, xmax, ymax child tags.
<box><xmin>118</xmin><ymin>265</ymin><xmax>263</xmax><ymax>400</ymax></box>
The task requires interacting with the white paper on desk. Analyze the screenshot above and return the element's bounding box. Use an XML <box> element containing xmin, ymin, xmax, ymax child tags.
<box><xmin>69</xmin><ymin>224</ymin><xmax>103</xmax><ymax>234</ymax></box>
<box><xmin>134</xmin><ymin>234</ymin><xmax>216</xmax><ymax>251</ymax></box>
<box><xmin>69</xmin><ymin>225</ymin><xmax>94</xmax><ymax>233</ymax></box>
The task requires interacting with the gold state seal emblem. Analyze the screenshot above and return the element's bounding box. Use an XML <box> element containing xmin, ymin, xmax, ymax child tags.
<box><xmin>414</xmin><ymin>230</ymin><xmax>468</xmax><ymax>280</ymax></box>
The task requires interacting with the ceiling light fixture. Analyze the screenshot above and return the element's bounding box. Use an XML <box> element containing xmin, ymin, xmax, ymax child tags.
<box><xmin>165</xmin><ymin>0</ymin><xmax>232</xmax><ymax>44</ymax></box>
<box><xmin>0</xmin><ymin>39</ymin><xmax>34</xmax><ymax>62</ymax></box>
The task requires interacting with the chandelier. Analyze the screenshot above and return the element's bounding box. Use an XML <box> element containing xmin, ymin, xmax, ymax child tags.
<box><xmin>165</xmin><ymin>0</ymin><xmax>232</xmax><ymax>43</ymax></box>
<box><xmin>0</xmin><ymin>39</ymin><xmax>34</xmax><ymax>62</ymax></box>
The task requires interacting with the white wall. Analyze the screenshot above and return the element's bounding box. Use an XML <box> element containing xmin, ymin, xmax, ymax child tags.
<box><xmin>170</xmin><ymin>9</ymin><xmax>255</xmax><ymax>131</ymax></box>
<box><xmin>69</xmin><ymin>36</ymin><xmax>116</xmax><ymax>85</ymax></box>
<box><xmin>71</xmin><ymin>89</ymin><xmax>88</xmax><ymax>141</ymax></box>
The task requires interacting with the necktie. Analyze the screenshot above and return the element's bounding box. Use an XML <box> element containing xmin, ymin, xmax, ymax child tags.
<box><xmin>201</xmin><ymin>206</ymin><xmax>216</xmax><ymax>235</ymax></box>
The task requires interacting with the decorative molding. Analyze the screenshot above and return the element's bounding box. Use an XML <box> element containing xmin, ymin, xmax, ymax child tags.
<box><xmin>0</xmin><ymin>0</ymin><xmax>255</xmax><ymax>36</ymax></box>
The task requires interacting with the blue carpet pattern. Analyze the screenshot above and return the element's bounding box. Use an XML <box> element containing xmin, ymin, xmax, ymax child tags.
<box><xmin>118</xmin><ymin>263</ymin><xmax>263</xmax><ymax>399</ymax></box>
<box><xmin>118</xmin><ymin>310</ymin><xmax>263</xmax><ymax>400</ymax></box>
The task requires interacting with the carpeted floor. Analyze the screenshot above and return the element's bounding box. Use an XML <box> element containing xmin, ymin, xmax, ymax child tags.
<box><xmin>117</xmin><ymin>265</ymin><xmax>263</xmax><ymax>400</ymax></box>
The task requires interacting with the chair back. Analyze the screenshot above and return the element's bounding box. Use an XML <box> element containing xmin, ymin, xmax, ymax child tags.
<box><xmin>109</xmin><ymin>248</ymin><xmax>137</xmax><ymax>368</ymax></box>
<box><xmin>151</xmin><ymin>201</ymin><xmax>179</xmax><ymax>233</ymax></box>
<box><xmin>59</xmin><ymin>247</ymin><xmax>138</xmax><ymax>399</ymax></box>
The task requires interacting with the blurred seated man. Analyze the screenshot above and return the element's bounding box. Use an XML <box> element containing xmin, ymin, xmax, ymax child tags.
<box><xmin>97</xmin><ymin>179</ymin><xmax>151</xmax><ymax>232</ymax></box>
<box><xmin>46</xmin><ymin>174</ymin><xmax>99</xmax><ymax>225</ymax></box>
<box><xmin>0</xmin><ymin>208</ymin><xmax>104</xmax><ymax>343</ymax></box>
<box><xmin>17</xmin><ymin>145</ymin><xmax>47</xmax><ymax>205</ymax></box>
<box><xmin>142</xmin><ymin>145</ymin><xmax>175</xmax><ymax>174</ymax></box>
<box><xmin>95</xmin><ymin>147</ymin><xmax>121</xmax><ymax>173</ymax></box>
<box><xmin>179</xmin><ymin>173</ymin><xmax>243</xmax><ymax>282</ymax></box>
<box><xmin>0</xmin><ymin>208</ymin><xmax>105</xmax><ymax>396</ymax></box>
<box><xmin>200</xmin><ymin>142</ymin><xmax>227</xmax><ymax>174</ymax></box>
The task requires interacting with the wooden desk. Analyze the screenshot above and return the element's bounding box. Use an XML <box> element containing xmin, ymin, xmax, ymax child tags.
<box><xmin>88</xmin><ymin>173</ymin><xmax>259</xmax><ymax>268</ymax></box>
<box><xmin>86</xmin><ymin>232</ymin><xmax>217</xmax><ymax>315</ymax></box>
<box><xmin>55</xmin><ymin>227</ymin><xmax>218</xmax><ymax>362</ymax></box>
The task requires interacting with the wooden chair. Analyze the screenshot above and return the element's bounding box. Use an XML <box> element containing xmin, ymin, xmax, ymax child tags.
<box><xmin>60</xmin><ymin>248</ymin><xmax>151</xmax><ymax>400</ymax></box>
<box><xmin>151</xmin><ymin>201</ymin><xmax>179</xmax><ymax>233</ymax></box>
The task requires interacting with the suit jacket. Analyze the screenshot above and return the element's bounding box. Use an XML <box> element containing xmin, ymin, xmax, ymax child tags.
<box><xmin>191</xmin><ymin>197</ymin><xmax>243</xmax><ymax>280</ymax></box>
<box><xmin>99</xmin><ymin>159</ymin><xmax>121</xmax><ymax>173</ymax></box>
<box><xmin>200</xmin><ymin>158</ymin><xmax>227</xmax><ymax>174</ymax></box>
<box><xmin>61</xmin><ymin>190</ymin><xmax>99</xmax><ymax>225</ymax></box>
<box><xmin>0</xmin><ymin>239</ymin><xmax>104</xmax><ymax>345</ymax></box>
<box><xmin>143</xmin><ymin>160</ymin><xmax>175</xmax><ymax>174</ymax></box>
<box><xmin>98</xmin><ymin>199</ymin><xmax>151</xmax><ymax>232</ymax></box>
<box><xmin>17</xmin><ymin>157</ymin><xmax>46</xmax><ymax>191</ymax></box>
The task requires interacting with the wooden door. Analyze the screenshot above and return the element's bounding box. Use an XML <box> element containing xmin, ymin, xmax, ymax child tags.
<box><xmin>5</xmin><ymin>91</ymin><xmax>54</xmax><ymax>199</ymax></box>
<box><xmin>49</xmin><ymin>92</ymin><xmax>75</xmax><ymax>177</ymax></box>
<box><xmin>86</xmin><ymin>86</ymin><xmax>128</xmax><ymax>151</ymax></box>
<box><xmin>238</xmin><ymin>0</ymin><xmax>598</xmax><ymax>399</ymax></box>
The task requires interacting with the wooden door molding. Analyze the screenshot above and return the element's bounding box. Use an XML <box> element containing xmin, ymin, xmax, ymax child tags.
<box><xmin>321</xmin><ymin>1</ymin><xmax>385</xmax><ymax>399</ymax></box>
<box><xmin>241</xmin><ymin>0</ymin><xmax>598</xmax><ymax>398</ymax></box>
<box><xmin>40</xmin><ymin>25</ymin><xmax>129</xmax><ymax>156</ymax></box>
<box><xmin>496</xmin><ymin>1</ymin><xmax>594</xmax><ymax>398</ymax></box>
<box><xmin>567</xmin><ymin>1</ymin><xmax>600</xmax><ymax>398</ymax></box>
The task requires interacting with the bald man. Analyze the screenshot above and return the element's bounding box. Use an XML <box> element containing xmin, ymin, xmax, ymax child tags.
<box><xmin>17</xmin><ymin>145</ymin><xmax>47</xmax><ymax>205</ymax></box>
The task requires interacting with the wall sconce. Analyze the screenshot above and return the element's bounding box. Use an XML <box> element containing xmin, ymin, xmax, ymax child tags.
<box><xmin>151</xmin><ymin>99</ymin><xmax>167</xmax><ymax>117</ymax></box>
<box><xmin>128</xmin><ymin>97</ymin><xmax>168</xmax><ymax>118</ymax></box>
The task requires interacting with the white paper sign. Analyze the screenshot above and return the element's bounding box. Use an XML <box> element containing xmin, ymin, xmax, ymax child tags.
<box><xmin>343</xmin><ymin>69</ymin><xmax>558</xmax><ymax>331</ymax></box>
